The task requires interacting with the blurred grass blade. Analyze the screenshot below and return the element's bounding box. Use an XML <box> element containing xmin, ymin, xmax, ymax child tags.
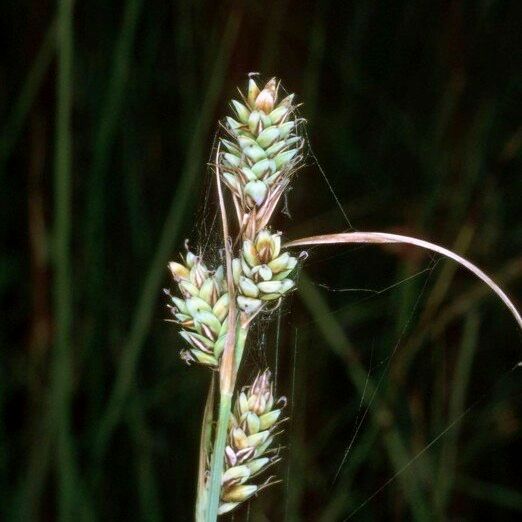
<box><xmin>0</xmin><ymin>19</ymin><xmax>56</xmax><ymax>164</ymax></box>
<box><xmin>50</xmin><ymin>1</ymin><xmax>77</xmax><ymax>520</ymax></box>
<box><xmin>394</xmin><ymin>258</ymin><xmax>521</xmax><ymax>382</ymax></box>
<box><xmin>436</xmin><ymin>311</ymin><xmax>479</xmax><ymax>515</ymax></box>
<box><xmin>457</xmin><ymin>475</ymin><xmax>522</xmax><ymax>512</ymax></box>
<box><xmin>286</xmin><ymin>232</ymin><xmax>522</xmax><ymax>329</ymax></box>
<box><xmin>84</xmin><ymin>0</ymin><xmax>144</xmax><ymax>309</ymax></box>
<box><xmin>127</xmin><ymin>397</ymin><xmax>162</xmax><ymax>522</ymax></box>
<box><xmin>93</xmin><ymin>11</ymin><xmax>242</xmax><ymax>461</ymax></box>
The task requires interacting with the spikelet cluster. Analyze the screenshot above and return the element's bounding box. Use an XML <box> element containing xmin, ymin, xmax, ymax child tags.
<box><xmin>165</xmin><ymin>249</ymin><xmax>229</xmax><ymax>367</ymax></box>
<box><xmin>166</xmin><ymin>237</ymin><xmax>298</xmax><ymax>365</ymax></box>
<box><xmin>219</xmin><ymin>370</ymin><xmax>286</xmax><ymax>515</ymax></box>
<box><xmin>167</xmin><ymin>77</ymin><xmax>304</xmax><ymax>367</ymax></box>
<box><xmin>220</xmin><ymin>77</ymin><xmax>304</xmax><ymax>237</ymax></box>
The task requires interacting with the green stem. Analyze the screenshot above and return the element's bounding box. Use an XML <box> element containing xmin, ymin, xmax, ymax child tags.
<box><xmin>205</xmin><ymin>393</ymin><xmax>232</xmax><ymax>522</ymax></box>
<box><xmin>195</xmin><ymin>375</ymin><xmax>216</xmax><ymax>521</ymax></box>
<box><xmin>234</xmin><ymin>326</ymin><xmax>248</xmax><ymax>373</ymax></box>
<box><xmin>205</xmin><ymin>326</ymin><xmax>248</xmax><ymax>522</ymax></box>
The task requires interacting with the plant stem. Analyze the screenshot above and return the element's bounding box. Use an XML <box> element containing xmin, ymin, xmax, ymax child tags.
<box><xmin>205</xmin><ymin>393</ymin><xmax>232</xmax><ymax>522</ymax></box>
<box><xmin>195</xmin><ymin>375</ymin><xmax>216</xmax><ymax>521</ymax></box>
<box><xmin>205</xmin><ymin>326</ymin><xmax>248</xmax><ymax>522</ymax></box>
<box><xmin>234</xmin><ymin>326</ymin><xmax>248</xmax><ymax>373</ymax></box>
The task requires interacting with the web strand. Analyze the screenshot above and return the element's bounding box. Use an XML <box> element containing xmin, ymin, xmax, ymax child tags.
<box><xmin>331</xmin><ymin>260</ymin><xmax>436</xmax><ymax>483</ymax></box>
<box><xmin>343</xmin><ymin>362</ymin><xmax>522</xmax><ymax>520</ymax></box>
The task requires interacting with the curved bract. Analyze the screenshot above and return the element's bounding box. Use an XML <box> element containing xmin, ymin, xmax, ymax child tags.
<box><xmin>285</xmin><ymin>231</ymin><xmax>522</xmax><ymax>329</ymax></box>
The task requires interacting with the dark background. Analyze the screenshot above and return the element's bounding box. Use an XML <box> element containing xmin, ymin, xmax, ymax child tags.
<box><xmin>1</xmin><ymin>1</ymin><xmax>521</xmax><ymax>520</ymax></box>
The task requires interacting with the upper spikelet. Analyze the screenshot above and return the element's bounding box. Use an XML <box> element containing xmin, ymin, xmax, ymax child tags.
<box><xmin>220</xmin><ymin>77</ymin><xmax>304</xmax><ymax>236</ymax></box>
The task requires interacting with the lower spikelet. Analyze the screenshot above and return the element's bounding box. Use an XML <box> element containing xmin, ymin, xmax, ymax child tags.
<box><xmin>218</xmin><ymin>370</ymin><xmax>286</xmax><ymax>515</ymax></box>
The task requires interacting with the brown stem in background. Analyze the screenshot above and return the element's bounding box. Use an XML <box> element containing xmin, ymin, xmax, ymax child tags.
<box><xmin>28</xmin><ymin>113</ymin><xmax>52</xmax><ymax>373</ymax></box>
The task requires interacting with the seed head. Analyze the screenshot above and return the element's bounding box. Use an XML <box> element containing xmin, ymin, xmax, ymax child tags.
<box><xmin>219</xmin><ymin>76</ymin><xmax>304</xmax><ymax>229</ymax></box>
<box><xmin>218</xmin><ymin>370</ymin><xmax>286</xmax><ymax>515</ymax></box>
<box><xmin>236</xmin><ymin>229</ymin><xmax>298</xmax><ymax>312</ymax></box>
<box><xmin>166</xmin><ymin>249</ymin><xmax>229</xmax><ymax>367</ymax></box>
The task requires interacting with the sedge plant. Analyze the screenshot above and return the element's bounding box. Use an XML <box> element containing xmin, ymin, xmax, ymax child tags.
<box><xmin>164</xmin><ymin>76</ymin><xmax>521</xmax><ymax>521</ymax></box>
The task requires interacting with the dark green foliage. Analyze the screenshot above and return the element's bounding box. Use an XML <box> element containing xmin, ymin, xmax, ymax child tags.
<box><xmin>0</xmin><ymin>1</ymin><xmax>520</xmax><ymax>520</ymax></box>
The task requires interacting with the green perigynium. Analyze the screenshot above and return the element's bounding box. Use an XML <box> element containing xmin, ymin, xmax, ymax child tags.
<box><xmin>219</xmin><ymin>370</ymin><xmax>285</xmax><ymax>515</ymax></box>
<box><xmin>166</xmin><ymin>250</ymin><xmax>229</xmax><ymax>367</ymax></box>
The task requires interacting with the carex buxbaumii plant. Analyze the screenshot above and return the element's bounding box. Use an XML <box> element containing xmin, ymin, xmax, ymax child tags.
<box><xmin>165</xmin><ymin>76</ymin><xmax>521</xmax><ymax>521</ymax></box>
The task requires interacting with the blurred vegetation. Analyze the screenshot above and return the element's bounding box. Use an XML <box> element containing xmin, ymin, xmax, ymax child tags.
<box><xmin>1</xmin><ymin>1</ymin><xmax>521</xmax><ymax>520</ymax></box>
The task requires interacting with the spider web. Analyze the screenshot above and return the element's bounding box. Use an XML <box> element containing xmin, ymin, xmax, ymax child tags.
<box><xmin>280</xmin><ymin>150</ymin><xmax>521</xmax><ymax>520</ymax></box>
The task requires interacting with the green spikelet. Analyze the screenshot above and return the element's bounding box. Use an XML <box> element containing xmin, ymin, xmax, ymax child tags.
<box><xmin>218</xmin><ymin>370</ymin><xmax>286</xmax><ymax>515</ymax></box>
<box><xmin>220</xmin><ymin>77</ymin><xmax>304</xmax><ymax>235</ymax></box>
<box><xmin>165</xmin><ymin>250</ymin><xmax>229</xmax><ymax>367</ymax></box>
<box><xmin>233</xmin><ymin>228</ymin><xmax>298</xmax><ymax>314</ymax></box>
